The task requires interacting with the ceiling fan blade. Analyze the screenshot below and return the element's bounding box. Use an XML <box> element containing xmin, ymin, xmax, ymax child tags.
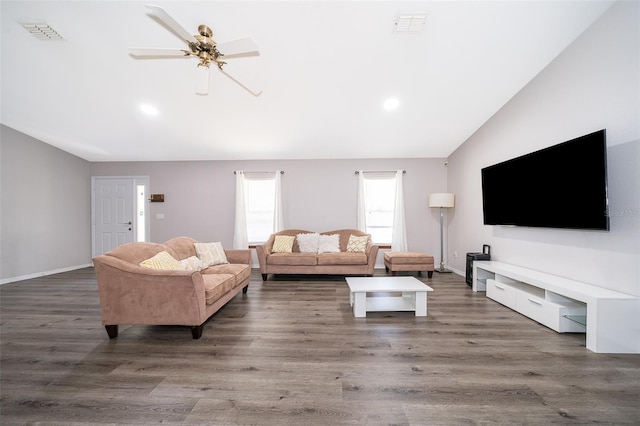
<box><xmin>216</xmin><ymin>38</ymin><xmax>259</xmax><ymax>56</ymax></box>
<box><xmin>145</xmin><ymin>4</ymin><xmax>197</xmax><ymax>44</ymax></box>
<box><xmin>195</xmin><ymin>65</ymin><xmax>210</xmax><ymax>96</ymax></box>
<box><xmin>129</xmin><ymin>48</ymin><xmax>190</xmax><ymax>57</ymax></box>
<box><xmin>219</xmin><ymin>62</ymin><xmax>262</xmax><ymax>96</ymax></box>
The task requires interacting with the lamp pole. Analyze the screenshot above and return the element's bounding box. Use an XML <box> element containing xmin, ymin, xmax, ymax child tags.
<box><xmin>429</xmin><ymin>193</ymin><xmax>454</xmax><ymax>273</ymax></box>
<box><xmin>437</xmin><ymin>206</ymin><xmax>451</xmax><ymax>273</ymax></box>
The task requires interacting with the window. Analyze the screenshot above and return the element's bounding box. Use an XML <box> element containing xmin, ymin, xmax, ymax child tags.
<box><xmin>357</xmin><ymin>170</ymin><xmax>407</xmax><ymax>251</ymax></box>
<box><xmin>245</xmin><ymin>176</ymin><xmax>276</xmax><ymax>244</ymax></box>
<box><xmin>362</xmin><ymin>176</ymin><xmax>396</xmax><ymax>244</ymax></box>
<box><xmin>233</xmin><ymin>170</ymin><xmax>283</xmax><ymax>248</ymax></box>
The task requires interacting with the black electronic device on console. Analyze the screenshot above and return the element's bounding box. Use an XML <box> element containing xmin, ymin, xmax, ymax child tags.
<box><xmin>465</xmin><ymin>245</ymin><xmax>491</xmax><ymax>286</ymax></box>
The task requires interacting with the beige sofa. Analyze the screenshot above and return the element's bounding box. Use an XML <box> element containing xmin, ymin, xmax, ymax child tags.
<box><xmin>256</xmin><ymin>229</ymin><xmax>378</xmax><ymax>281</ymax></box>
<box><xmin>93</xmin><ymin>236</ymin><xmax>251</xmax><ymax>339</ymax></box>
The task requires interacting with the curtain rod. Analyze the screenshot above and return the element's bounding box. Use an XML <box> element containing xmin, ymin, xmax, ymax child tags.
<box><xmin>354</xmin><ymin>170</ymin><xmax>406</xmax><ymax>174</ymax></box>
<box><xmin>234</xmin><ymin>171</ymin><xmax>284</xmax><ymax>174</ymax></box>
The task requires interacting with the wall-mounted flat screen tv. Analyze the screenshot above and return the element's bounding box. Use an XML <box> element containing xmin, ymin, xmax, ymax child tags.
<box><xmin>481</xmin><ymin>129</ymin><xmax>609</xmax><ymax>231</ymax></box>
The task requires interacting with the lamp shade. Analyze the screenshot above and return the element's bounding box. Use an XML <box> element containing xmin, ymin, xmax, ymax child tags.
<box><xmin>429</xmin><ymin>193</ymin><xmax>455</xmax><ymax>208</ymax></box>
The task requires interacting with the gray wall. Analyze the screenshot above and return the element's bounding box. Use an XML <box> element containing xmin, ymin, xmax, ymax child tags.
<box><xmin>1</xmin><ymin>125</ymin><xmax>92</xmax><ymax>282</ymax></box>
<box><xmin>2</xmin><ymin>128</ymin><xmax>447</xmax><ymax>282</ymax></box>
<box><xmin>447</xmin><ymin>1</ymin><xmax>639</xmax><ymax>296</ymax></box>
<box><xmin>89</xmin><ymin>158</ymin><xmax>449</xmax><ymax>266</ymax></box>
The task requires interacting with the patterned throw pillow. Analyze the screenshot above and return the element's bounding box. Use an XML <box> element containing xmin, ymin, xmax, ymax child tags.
<box><xmin>272</xmin><ymin>235</ymin><xmax>295</xmax><ymax>253</ymax></box>
<box><xmin>346</xmin><ymin>234</ymin><xmax>368</xmax><ymax>253</ymax></box>
<box><xmin>180</xmin><ymin>255</ymin><xmax>209</xmax><ymax>271</ymax></box>
<box><xmin>194</xmin><ymin>242</ymin><xmax>229</xmax><ymax>266</ymax></box>
<box><xmin>139</xmin><ymin>251</ymin><xmax>182</xmax><ymax>270</ymax></box>
<box><xmin>317</xmin><ymin>234</ymin><xmax>340</xmax><ymax>253</ymax></box>
<box><xmin>296</xmin><ymin>232</ymin><xmax>320</xmax><ymax>253</ymax></box>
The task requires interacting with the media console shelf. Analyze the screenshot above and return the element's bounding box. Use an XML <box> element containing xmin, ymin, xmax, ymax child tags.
<box><xmin>472</xmin><ymin>261</ymin><xmax>639</xmax><ymax>354</ymax></box>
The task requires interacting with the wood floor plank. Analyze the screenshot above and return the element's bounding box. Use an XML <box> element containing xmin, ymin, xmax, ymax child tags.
<box><xmin>1</xmin><ymin>267</ymin><xmax>639</xmax><ymax>425</ymax></box>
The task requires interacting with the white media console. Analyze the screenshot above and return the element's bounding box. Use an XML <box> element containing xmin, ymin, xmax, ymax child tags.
<box><xmin>472</xmin><ymin>261</ymin><xmax>639</xmax><ymax>354</ymax></box>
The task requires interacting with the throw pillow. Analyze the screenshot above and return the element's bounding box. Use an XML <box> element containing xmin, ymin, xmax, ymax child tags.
<box><xmin>139</xmin><ymin>251</ymin><xmax>182</xmax><ymax>270</ymax></box>
<box><xmin>180</xmin><ymin>255</ymin><xmax>209</xmax><ymax>271</ymax></box>
<box><xmin>296</xmin><ymin>232</ymin><xmax>320</xmax><ymax>253</ymax></box>
<box><xmin>317</xmin><ymin>234</ymin><xmax>340</xmax><ymax>253</ymax></box>
<box><xmin>272</xmin><ymin>235</ymin><xmax>295</xmax><ymax>253</ymax></box>
<box><xmin>346</xmin><ymin>234</ymin><xmax>368</xmax><ymax>253</ymax></box>
<box><xmin>194</xmin><ymin>242</ymin><xmax>229</xmax><ymax>266</ymax></box>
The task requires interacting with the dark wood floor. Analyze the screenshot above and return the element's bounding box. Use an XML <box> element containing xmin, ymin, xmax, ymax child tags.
<box><xmin>1</xmin><ymin>268</ymin><xmax>639</xmax><ymax>425</ymax></box>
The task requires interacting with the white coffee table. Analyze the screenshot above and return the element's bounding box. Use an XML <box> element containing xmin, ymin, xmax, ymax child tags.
<box><xmin>345</xmin><ymin>276</ymin><xmax>434</xmax><ymax>318</ymax></box>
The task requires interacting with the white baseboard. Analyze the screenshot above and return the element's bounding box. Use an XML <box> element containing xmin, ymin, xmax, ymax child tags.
<box><xmin>0</xmin><ymin>264</ymin><xmax>93</xmax><ymax>285</ymax></box>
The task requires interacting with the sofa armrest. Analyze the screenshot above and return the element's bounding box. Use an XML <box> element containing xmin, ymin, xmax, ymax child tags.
<box><xmin>255</xmin><ymin>244</ymin><xmax>268</xmax><ymax>273</ymax></box>
<box><xmin>93</xmin><ymin>255</ymin><xmax>207</xmax><ymax>326</ymax></box>
<box><xmin>366</xmin><ymin>244</ymin><xmax>379</xmax><ymax>273</ymax></box>
<box><xmin>224</xmin><ymin>249</ymin><xmax>251</xmax><ymax>265</ymax></box>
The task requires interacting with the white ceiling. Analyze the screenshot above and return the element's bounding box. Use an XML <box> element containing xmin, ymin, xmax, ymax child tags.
<box><xmin>1</xmin><ymin>1</ymin><xmax>614</xmax><ymax>162</ymax></box>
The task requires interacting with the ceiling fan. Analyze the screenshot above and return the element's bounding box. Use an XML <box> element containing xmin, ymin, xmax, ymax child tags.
<box><xmin>129</xmin><ymin>4</ymin><xmax>262</xmax><ymax>96</ymax></box>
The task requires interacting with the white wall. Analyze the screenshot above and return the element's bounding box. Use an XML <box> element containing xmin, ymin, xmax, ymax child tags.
<box><xmin>1</xmin><ymin>125</ymin><xmax>92</xmax><ymax>282</ymax></box>
<box><xmin>447</xmin><ymin>1</ymin><xmax>639</xmax><ymax>296</ymax></box>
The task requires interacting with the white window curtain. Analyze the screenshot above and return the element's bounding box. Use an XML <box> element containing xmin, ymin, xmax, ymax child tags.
<box><xmin>391</xmin><ymin>169</ymin><xmax>408</xmax><ymax>252</ymax></box>
<box><xmin>233</xmin><ymin>170</ymin><xmax>284</xmax><ymax>249</ymax></box>
<box><xmin>273</xmin><ymin>170</ymin><xmax>284</xmax><ymax>232</ymax></box>
<box><xmin>233</xmin><ymin>170</ymin><xmax>248</xmax><ymax>249</ymax></box>
<box><xmin>356</xmin><ymin>170</ymin><xmax>366</xmax><ymax>232</ymax></box>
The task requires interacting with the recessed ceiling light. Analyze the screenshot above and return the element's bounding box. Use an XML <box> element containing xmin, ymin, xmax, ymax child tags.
<box><xmin>140</xmin><ymin>103</ymin><xmax>158</xmax><ymax>116</ymax></box>
<box><xmin>383</xmin><ymin>98</ymin><xmax>400</xmax><ymax>110</ymax></box>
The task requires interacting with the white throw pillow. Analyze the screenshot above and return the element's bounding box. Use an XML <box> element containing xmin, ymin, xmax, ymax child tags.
<box><xmin>194</xmin><ymin>242</ymin><xmax>229</xmax><ymax>266</ymax></box>
<box><xmin>317</xmin><ymin>234</ymin><xmax>340</xmax><ymax>253</ymax></box>
<box><xmin>139</xmin><ymin>251</ymin><xmax>182</xmax><ymax>270</ymax></box>
<box><xmin>180</xmin><ymin>255</ymin><xmax>209</xmax><ymax>271</ymax></box>
<box><xmin>297</xmin><ymin>232</ymin><xmax>320</xmax><ymax>253</ymax></box>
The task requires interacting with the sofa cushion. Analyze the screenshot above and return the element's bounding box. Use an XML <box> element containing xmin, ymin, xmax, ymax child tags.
<box><xmin>139</xmin><ymin>251</ymin><xmax>183</xmax><ymax>270</ymax></box>
<box><xmin>272</xmin><ymin>235</ymin><xmax>295</xmax><ymax>253</ymax></box>
<box><xmin>202</xmin><ymin>274</ymin><xmax>236</xmax><ymax>305</ymax></box>
<box><xmin>346</xmin><ymin>234</ymin><xmax>368</xmax><ymax>253</ymax></box>
<box><xmin>180</xmin><ymin>256</ymin><xmax>208</xmax><ymax>271</ymax></box>
<box><xmin>296</xmin><ymin>232</ymin><xmax>320</xmax><ymax>253</ymax></box>
<box><xmin>267</xmin><ymin>253</ymin><xmax>318</xmax><ymax>266</ymax></box>
<box><xmin>195</xmin><ymin>242</ymin><xmax>229</xmax><ymax>266</ymax></box>
<box><xmin>205</xmin><ymin>263</ymin><xmax>251</xmax><ymax>285</ymax></box>
<box><xmin>317</xmin><ymin>252</ymin><xmax>368</xmax><ymax>265</ymax></box>
<box><xmin>318</xmin><ymin>234</ymin><xmax>340</xmax><ymax>253</ymax></box>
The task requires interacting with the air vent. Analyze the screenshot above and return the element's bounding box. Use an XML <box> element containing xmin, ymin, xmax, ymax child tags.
<box><xmin>20</xmin><ymin>22</ymin><xmax>64</xmax><ymax>40</ymax></box>
<box><xmin>394</xmin><ymin>14</ymin><xmax>427</xmax><ymax>33</ymax></box>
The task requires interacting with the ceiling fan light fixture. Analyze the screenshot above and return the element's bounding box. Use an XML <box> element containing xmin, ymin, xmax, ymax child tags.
<box><xmin>195</xmin><ymin>64</ymin><xmax>210</xmax><ymax>96</ymax></box>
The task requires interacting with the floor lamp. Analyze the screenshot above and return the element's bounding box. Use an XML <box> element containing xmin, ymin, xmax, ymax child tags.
<box><xmin>429</xmin><ymin>193</ymin><xmax>455</xmax><ymax>273</ymax></box>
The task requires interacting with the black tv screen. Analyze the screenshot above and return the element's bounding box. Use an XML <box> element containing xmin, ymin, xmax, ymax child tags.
<box><xmin>481</xmin><ymin>129</ymin><xmax>609</xmax><ymax>231</ymax></box>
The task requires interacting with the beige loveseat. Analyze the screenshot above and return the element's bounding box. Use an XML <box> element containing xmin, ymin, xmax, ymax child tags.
<box><xmin>93</xmin><ymin>236</ymin><xmax>251</xmax><ymax>339</ymax></box>
<box><xmin>256</xmin><ymin>229</ymin><xmax>378</xmax><ymax>281</ymax></box>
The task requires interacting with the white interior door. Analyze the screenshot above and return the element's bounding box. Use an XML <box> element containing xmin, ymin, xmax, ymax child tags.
<box><xmin>92</xmin><ymin>177</ymin><xmax>135</xmax><ymax>257</ymax></box>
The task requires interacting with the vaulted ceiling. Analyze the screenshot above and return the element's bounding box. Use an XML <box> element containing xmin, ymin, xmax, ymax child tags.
<box><xmin>1</xmin><ymin>1</ymin><xmax>614</xmax><ymax>161</ymax></box>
